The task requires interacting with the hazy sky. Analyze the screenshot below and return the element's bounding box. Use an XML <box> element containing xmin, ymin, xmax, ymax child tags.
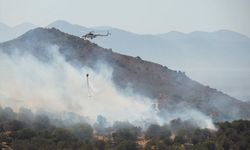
<box><xmin>0</xmin><ymin>0</ymin><xmax>250</xmax><ymax>36</ymax></box>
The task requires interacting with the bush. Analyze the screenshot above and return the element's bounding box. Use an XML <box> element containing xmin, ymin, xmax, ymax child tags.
<box><xmin>70</xmin><ymin>123</ymin><xmax>93</xmax><ymax>140</ymax></box>
<box><xmin>16</xmin><ymin>128</ymin><xmax>36</xmax><ymax>140</ymax></box>
<box><xmin>3</xmin><ymin>120</ymin><xmax>24</xmax><ymax>131</ymax></box>
<box><xmin>116</xmin><ymin>140</ymin><xmax>137</xmax><ymax>150</ymax></box>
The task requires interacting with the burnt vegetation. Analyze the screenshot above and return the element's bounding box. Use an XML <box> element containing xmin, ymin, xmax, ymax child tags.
<box><xmin>0</xmin><ymin>106</ymin><xmax>250</xmax><ymax>150</ymax></box>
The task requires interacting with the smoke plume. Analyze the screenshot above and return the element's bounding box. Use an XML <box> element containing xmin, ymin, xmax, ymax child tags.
<box><xmin>0</xmin><ymin>45</ymin><xmax>215</xmax><ymax>129</ymax></box>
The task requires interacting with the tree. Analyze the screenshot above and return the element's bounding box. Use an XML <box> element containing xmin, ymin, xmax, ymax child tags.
<box><xmin>116</xmin><ymin>140</ymin><xmax>137</xmax><ymax>150</ymax></box>
<box><xmin>94</xmin><ymin>139</ymin><xmax>106</xmax><ymax>150</ymax></box>
<box><xmin>93</xmin><ymin>115</ymin><xmax>108</xmax><ymax>135</ymax></box>
<box><xmin>3</xmin><ymin>120</ymin><xmax>24</xmax><ymax>131</ymax></box>
<box><xmin>33</xmin><ymin>115</ymin><xmax>50</xmax><ymax>130</ymax></box>
<box><xmin>52</xmin><ymin>128</ymin><xmax>74</xmax><ymax>142</ymax></box>
<box><xmin>16</xmin><ymin>128</ymin><xmax>36</xmax><ymax>140</ymax></box>
<box><xmin>70</xmin><ymin>123</ymin><xmax>93</xmax><ymax>140</ymax></box>
<box><xmin>146</xmin><ymin>124</ymin><xmax>171</xmax><ymax>140</ymax></box>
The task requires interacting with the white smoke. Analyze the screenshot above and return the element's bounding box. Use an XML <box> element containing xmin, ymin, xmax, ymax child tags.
<box><xmin>0</xmin><ymin>45</ymin><xmax>215</xmax><ymax>129</ymax></box>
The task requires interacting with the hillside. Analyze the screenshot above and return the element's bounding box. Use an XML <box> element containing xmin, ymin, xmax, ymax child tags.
<box><xmin>1</xmin><ymin>105</ymin><xmax>250</xmax><ymax>149</ymax></box>
<box><xmin>47</xmin><ymin>20</ymin><xmax>250</xmax><ymax>101</ymax></box>
<box><xmin>1</xmin><ymin>20</ymin><xmax>250</xmax><ymax>101</ymax></box>
<box><xmin>0</xmin><ymin>27</ymin><xmax>249</xmax><ymax>122</ymax></box>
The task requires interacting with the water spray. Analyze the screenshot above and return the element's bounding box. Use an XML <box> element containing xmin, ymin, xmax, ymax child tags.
<box><xmin>86</xmin><ymin>73</ymin><xmax>94</xmax><ymax>97</ymax></box>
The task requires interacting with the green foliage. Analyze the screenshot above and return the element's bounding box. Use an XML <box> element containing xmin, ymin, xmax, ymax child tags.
<box><xmin>15</xmin><ymin>128</ymin><xmax>36</xmax><ymax>140</ymax></box>
<box><xmin>112</xmin><ymin>128</ymin><xmax>138</xmax><ymax>143</ymax></box>
<box><xmin>52</xmin><ymin>128</ymin><xmax>75</xmax><ymax>142</ymax></box>
<box><xmin>213</xmin><ymin>120</ymin><xmax>250</xmax><ymax>150</ymax></box>
<box><xmin>70</xmin><ymin>123</ymin><xmax>93</xmax><ymax>140</ymax></box>
<box><xmin>3</xmin><ymin>120</ymin><xmax>24</xmax><ymax>131</ymax></box>
<box><xmin>0</xmin><ymin>106</ymin><xmax>250</xmax><ymax>150</ymax></box>
<box><xmin>116</xmin><ymin>140</ymin><xmax>137</xmax><ymax>150</ymax></box>
<box><xmin>93</xmin><ymin>139</ymin><xmax>106</xmax><ymax>150</ymax></box>
<box><xmin>33</xmin><ymin>115</ymin><xmax>50</xmax><ymax>130</ymax></box>
<box><xmin>145</xmin><ymin>124</ymin><xmax>171</xmax><ymax>140</ymax></box>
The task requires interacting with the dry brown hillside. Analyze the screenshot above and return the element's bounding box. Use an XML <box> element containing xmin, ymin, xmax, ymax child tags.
<box><xmin>1</xmin><ymin>27</ymin><xmax>249</xmax><ymax>122</ymax></box>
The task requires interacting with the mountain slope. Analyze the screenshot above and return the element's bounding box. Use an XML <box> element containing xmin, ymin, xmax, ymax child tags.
<box><xmin>1</xmin><ymin>20</ymin><xmax>250</xmax><ymax>101</ymax></box>
<box><xmin>46</xmin><ymin>20</ymin><xmax>174</xmax><ymax>60</ymax></box>
<box><xmin>0</xmin><ymin>27</ymin><xmax>250</xmax><ymax>122</ymax></box>
<box><xmin>46</xmin><ymin>21</ymin><xmax>250</xmax><ymax>101</ymax></box>
<box><xmin>46</xmin><ymin>21</ymin><xmax>250</xmax><ymax>70</ymax></box>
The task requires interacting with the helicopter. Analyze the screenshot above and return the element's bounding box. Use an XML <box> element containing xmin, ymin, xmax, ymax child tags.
<box><xmin>82</xmin><ymin>31</ymin><xmax>111</xmax><ymax>40</ymax></box>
